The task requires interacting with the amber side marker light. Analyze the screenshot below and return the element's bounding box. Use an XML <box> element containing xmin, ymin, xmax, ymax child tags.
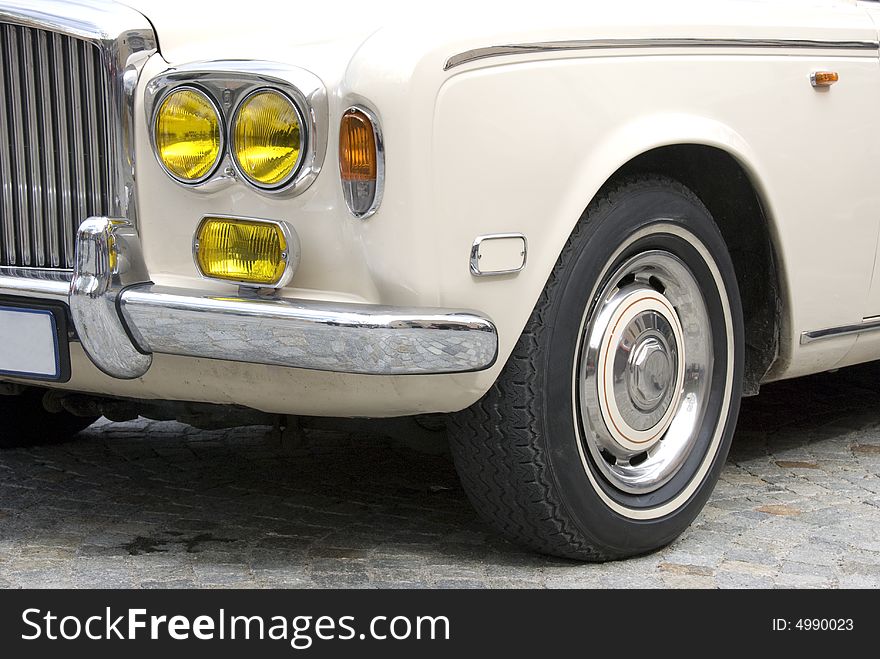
<box><xmin>195</xmin><ymin>217</ymin><xmax>295</xmax><ymax>287</ymax></box>
<box><xmin>811</xmin><ymin>71</ymin><xmax>839</xmax><ymax>88</ymax></box>
<box><xmin>339</xmin><ymin>107</ymin><xmax>383</xmax><ymax>218</ymax></box>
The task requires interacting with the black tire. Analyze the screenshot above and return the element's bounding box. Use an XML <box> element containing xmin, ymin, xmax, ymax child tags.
<box><xmin>450</xmin><ymin>176</ymin><xmax>744</xmax><ymax>561</ymax></box>
<box><xmin>0</xmin><ymin>389</ymin><xmax>98</xmax><ymax>449</ymax></box>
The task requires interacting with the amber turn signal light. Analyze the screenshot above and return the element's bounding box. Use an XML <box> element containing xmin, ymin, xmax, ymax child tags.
<box><xmin>339</xmin><ymin>107</ymin><xmax>383</xmax><ymax>218</ymax></box>
<box><xmin>811</xmin><ymin>71</ymin><xmax>839</xmax><ymax>88</ymax></box>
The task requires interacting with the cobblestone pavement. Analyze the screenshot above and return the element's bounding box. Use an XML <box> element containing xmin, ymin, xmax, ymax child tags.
<box><xmin>1</xmin><ymin>362</ymin><xmax>879</xmax><ymax>589</ymax></box>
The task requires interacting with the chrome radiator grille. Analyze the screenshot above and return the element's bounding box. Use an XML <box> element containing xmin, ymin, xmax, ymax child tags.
<box><xmin>0</xmin><ymin>22</ymin><xmax>110</xmax><ymax>270</ymax></box>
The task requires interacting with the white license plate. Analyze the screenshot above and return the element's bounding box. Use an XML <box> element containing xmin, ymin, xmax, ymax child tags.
<box><xmin>0</xmin><ymin>305</ymin><xmax>61</xmax><ymax>379</ymax></box>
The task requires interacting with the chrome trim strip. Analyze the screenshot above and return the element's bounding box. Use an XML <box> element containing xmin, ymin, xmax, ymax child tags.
<box><xmin>0</xmin><ymin>267</ymin><xmax>70</xmax><ymax>303</ymax></box>
<box><xmin>120</xmin><ymin>285</ymin><xmax>498</xmax><ymax>375</ymax></box>
<box><xmin>192</xmin><ymin>215</ymin><xmax>301</xmax><ymax>290</ymax></box>
<box><xmin>69</xmin><ymin>217</ymin><xmax>152</xmax><ymax>379</ymax></box>
<box><xmin>444</xmin><ymin>38</ymin><xmax>880</xmax><ymax>70</ymax></box>
<box><xmin>470</xmin><ymin>233</ymin><xmax>528</xmax><ymax>277</ymax></box>
<box><xmin>144</xmin><ymin>61</ymin><xmax>328</xmax><ymax>198</ymax></box>
<box><xmin>800</xmin><ymin>318</ymin><xmax>880</xmax><ymax>345</ymax></box>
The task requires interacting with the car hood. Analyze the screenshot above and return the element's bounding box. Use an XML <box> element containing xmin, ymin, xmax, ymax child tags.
<box><xmin>120</xmin><ymin>0</ymin><xmax>874</xmax><ymax>70</ymax></box>
<box><xmin>119</xmin><ymin>0</ymin><xmax>395</xmax><ymax>65</ymax></box>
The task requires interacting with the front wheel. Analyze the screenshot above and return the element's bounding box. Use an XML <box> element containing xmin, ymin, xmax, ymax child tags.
<box><xmin>450</xmin><ymin>176</ymin><xmax>744</xmax><ymax>561</ymax></box>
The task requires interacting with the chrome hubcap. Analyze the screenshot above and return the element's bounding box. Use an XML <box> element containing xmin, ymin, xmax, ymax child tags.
<box><xmin>578</xmin><ymin>250</ymin><xmax>712</xmax><ymax>494</ymax></box>
<box><xmin>594</xmin><ymin>288</ymin><xmax>686</xmax><ymax>453</ymax></box>
<box><xmin>627</xmin><ymin>329</ymin><xmax>672</xmax><ymax>415</ymax></box>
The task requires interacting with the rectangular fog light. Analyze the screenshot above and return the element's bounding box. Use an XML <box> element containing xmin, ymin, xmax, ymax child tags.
<box><xmin>194</xmin><ymin>216</ymin><xmax>298</xmax><ymax>288</ymax></box>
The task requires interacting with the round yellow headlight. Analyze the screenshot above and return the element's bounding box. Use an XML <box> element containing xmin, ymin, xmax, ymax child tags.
<box><xmin>232</xmin><ymin>89</ymin><xmax>303</xmax><ymax>188</ymax></box>
<box><xmin>154</xmin><ymin>87</ymin><xmax>222</xmax><ymax>183</ymax></box>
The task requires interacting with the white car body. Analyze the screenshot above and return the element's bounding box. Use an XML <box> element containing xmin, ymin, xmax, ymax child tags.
<box><xmin>2</xmin><ymin>0</ymin><xmax>880</xmax><ymax>416</ymax></box>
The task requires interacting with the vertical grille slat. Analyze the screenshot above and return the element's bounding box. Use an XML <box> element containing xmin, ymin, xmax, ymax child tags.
<box><xmin>68</xmin><ymin>37</ymin><xmax>90</xmax><ymax>263</ymax></box>
<box><xmin>0</xmin><ymin>23</ymin><xmax>111</xmax><ymax>270</ymax></box>
<box><xmin>83</xmin><ymin>45</ymin><xmax>103</xmax><ymax>218</ymax></box>
<box><xmin>0</xmin><ymin>28</ymin><xmax>17</xmax><ymax>264</ymax></box>
<box><xmin>52</xmin><ymin>32</ymin><xmax>74</xmax><ymax>263</ymax></box>
<box><xmin>5</xmin><ymin>25</ymin><xmax>31</xmax><ymax>265</ymax></box>
<box><xmin>22</xmin><ymin>27</ymin><xmax>46</xmax><ymax>266</ymax></box>
<box><xmin>37</xmin><ymin>30</ymin><xmax>60</xmax><ymax>267</ymax></box>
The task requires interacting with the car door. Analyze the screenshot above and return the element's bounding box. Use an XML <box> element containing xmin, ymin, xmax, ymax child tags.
<box><xmin>860</xmin><ymin>0</ymin><xmax>880</xmax><ymax>317</ymax></box>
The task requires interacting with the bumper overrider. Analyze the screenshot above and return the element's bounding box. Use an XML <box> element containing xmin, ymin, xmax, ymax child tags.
<box><xmin>0</xmin><ymin>218</ymin><xmax>498</xmax><ymax>380</ymax></box>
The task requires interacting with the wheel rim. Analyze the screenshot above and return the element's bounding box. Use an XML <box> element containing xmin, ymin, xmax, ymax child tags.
<box><xmin>578</xmin><ymin>249</ymin><xmax>713</xmax><ymax>494</ymax></box>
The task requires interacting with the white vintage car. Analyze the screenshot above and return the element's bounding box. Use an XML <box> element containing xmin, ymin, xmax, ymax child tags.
<box><xmin>1</xmin><ymin>0</ymin><xmax>878</xmax><ymax>561</ymax></box>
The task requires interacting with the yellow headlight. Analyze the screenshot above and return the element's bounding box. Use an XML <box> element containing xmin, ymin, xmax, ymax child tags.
<box><xmin>232</xmin><ymin>89</ymin><xmax>303</xmax><ymax>188</ymax></box>
<box><xmin>195</xmin><ymin>217</ymin><xmax>289</xmax><ymax>286</ymax></box>
<box><xmin>154</xmin><ymin>87</ymin><xmax>222</xmax><ymax>182</ymax></box>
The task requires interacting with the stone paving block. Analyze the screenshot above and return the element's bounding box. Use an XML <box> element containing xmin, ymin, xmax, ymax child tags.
<box><xmin>1</xmin><ymin>362</ymin><xmax>880</xmax><ymax>588</ymax></box>
<box><xmin>837</xmin><ymin>574</ymin><xmax>880</xmax><ymax>588</ymax></box>
<box><xmin>715</xmin><ymin>572</ymin><xmax>776</xmax><ymax>589</ymax></box>
<box><xmin>773</xmin><ymin>573</ymin><xmax>836</xmax><ymax>589</ymax></box>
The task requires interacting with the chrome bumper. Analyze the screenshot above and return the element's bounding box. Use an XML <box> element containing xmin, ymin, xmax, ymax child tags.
<box><xmin>0</xmin><ymin>218</ymin><xmax>498</xmax><ymax>379</ymax></box>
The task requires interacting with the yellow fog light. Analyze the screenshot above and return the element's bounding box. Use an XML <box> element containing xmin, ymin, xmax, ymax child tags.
<box><xmin>232</xmin><ymin>89</ymin><xmax>304</xmax><ymax>188</ymax></box>
<box><xmin>195</xmin><ymin>217</ymin><xmax>297</xmax><ymax>287</ymax></box>
<box><xmin>154</xmin><ymin>87</ymin><xmax>223</xmax><ymax>183</ymax></box>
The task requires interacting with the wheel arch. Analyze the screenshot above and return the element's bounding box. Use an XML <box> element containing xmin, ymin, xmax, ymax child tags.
<box><xmin>541</xmin><ymin>112</ymin><xmax>790</xmax><ymax>396</ymax></box>
<box><xmin>432</xmin><ymin>94</ymin><xmax>793</xmax><ymax>407</ymax></box>
<box><xmin>609</xmin><ymin>144</ymin><xmax>784</xmax><ymax>395</ymax></box>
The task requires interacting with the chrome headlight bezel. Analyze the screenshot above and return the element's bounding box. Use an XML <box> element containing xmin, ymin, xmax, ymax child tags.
<box><xmin>144</xmin><ymin>61</ymin><xmax>327</xmax><ymax>198</ymax></box>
